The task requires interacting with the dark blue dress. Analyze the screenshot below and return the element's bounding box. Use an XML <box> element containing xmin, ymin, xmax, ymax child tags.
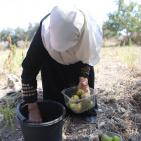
<box><xmin>21</xmin><ymin>15</ymin><xmax>95</xmax><ymax>106</ymax></box>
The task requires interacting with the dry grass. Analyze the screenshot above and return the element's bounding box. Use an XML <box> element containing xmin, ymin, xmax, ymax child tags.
<box><xmin>0</xmin><ymin>46</ymin><xmax>140</xmax><ymax>73</ymax></box>
<box><xmin>0</xmin><ymin>48</ymin><xmax>26</xmax><ymax>74</ymax></box>
<box><xmin>95</xmin><ymin>46</ymin><xmax>141</xmax><ymax>73</ymax></box>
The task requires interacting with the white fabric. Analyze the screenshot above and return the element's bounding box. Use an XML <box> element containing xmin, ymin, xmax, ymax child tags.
<box><xmin>41</xmin><ymin>5</ymin><xmax>103</xmax><ymax>66</ymax></box>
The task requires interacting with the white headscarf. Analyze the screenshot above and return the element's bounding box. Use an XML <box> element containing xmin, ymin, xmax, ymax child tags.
<box><xmin>41</xmin><ymin>5</ymin><xmax>103</xmax><ymax>66</ymax></box>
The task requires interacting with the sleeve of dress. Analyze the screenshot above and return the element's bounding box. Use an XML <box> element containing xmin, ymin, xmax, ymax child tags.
<box><xmin>80</xmin><ymin>63</ymin><xmax>91</xmax><ymax>78</ymax></box>
<box><xmin>21</xmin><ymin>22</ymin><xmax>47</xmax><ymax>103</ymax></box>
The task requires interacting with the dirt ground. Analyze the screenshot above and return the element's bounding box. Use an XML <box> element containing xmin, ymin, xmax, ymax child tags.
<box><xmin>0</xmin><ymin>47</ymin><xmax>141</xmax><ymax>141</ymax></box>
<box><xmin>63</xmin><ymin>48</ymin><xmax>141</xmax><ymax>141</ymax></box>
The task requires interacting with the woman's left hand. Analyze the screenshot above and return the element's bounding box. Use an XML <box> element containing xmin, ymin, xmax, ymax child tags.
<box><xmin>78</xmin><ymin>77</ymin><xmax>90</xmax><ymax>93</ymax></box>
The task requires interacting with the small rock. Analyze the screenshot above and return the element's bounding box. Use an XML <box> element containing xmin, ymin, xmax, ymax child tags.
<box><xmin>91</xmin><ymin>135</ymin><xmax>100</xmax><ymax>141</ymax></box>
<box><xmin>133</xmin><ymin>114</ymin><xmax>141</xmax><ymax>123</ymax></box>
<box><xmin>120</xmin><ymin>107</ymin><xmax>126</xmax><ymax>113</ymax></box>
<box><xmin>7</xmin><ymin>74</ymin><xmax>21</xmax><ymax>91</ymax></box>
<box><xmin>98</xmin><ymin>121</ymin><xmax>105</xmax><ymax>128</ymax></box>
<box><xmin>97</xmin><ymin>109</ymin><xmax>103</xmax><ymax>113</ymax></box>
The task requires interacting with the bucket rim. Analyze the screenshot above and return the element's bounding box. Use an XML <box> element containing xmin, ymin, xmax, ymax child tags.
<box><xmin>16</xmin><ymin>100</ymin><xmax>66</xmax><ymax>127</ymax></box>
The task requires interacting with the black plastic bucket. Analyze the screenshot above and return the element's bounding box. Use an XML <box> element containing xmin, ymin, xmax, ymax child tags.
<box><xmin>16</xmin><ymin>100</ymin><xmax>66</xmax><ymax>141</ymax></box>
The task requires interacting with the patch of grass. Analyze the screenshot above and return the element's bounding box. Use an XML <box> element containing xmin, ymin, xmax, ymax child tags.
<box><xmin>116</xmin><ymin>47</ymin><xmax>139</xmax><ymax>69</ymax></box>
<box><xmin>3</xmin><ymin>37</ymin><xmax>27</xmax><ymax>74</ymax></box>
<box><xmin>100</xmin><ymin>46</ymin><xmax>141</xmax><ymax>69</ymax></box>
<box><xmin>122</xmin><ymin>51</ymin><xmax>137</xmax><ymax>68</ymax></box>
<box><xmin>0</xmin><ymin>104</ymin><xmax>15</xmax><ymax>129</ymax></box>
<box><xmin>10</xmin><ymin>47</ymin><xmax>26</xmax><ymax>73</ymax></box>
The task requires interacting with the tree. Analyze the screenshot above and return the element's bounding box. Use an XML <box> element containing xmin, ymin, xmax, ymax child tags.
<box><xmin>0</xmin><ymin>23</ymin><xmax>39</xmax><ymax>46</ymax></box>
<box><xmin>103</xmin><ymin>0</ymin><xmax>141</xmax><ymax>45</ymax></box>
<box><xmin>13</xmin><ymin>27</ymin><xmax>27</xmax><ymax>44</ymax></box>
<box><xmin>26</xmin><ymin>23</ymin><xmax>39</xmax><ymax>41</ymax></box>
<box><xmin>0</xmin><ymin>29</ymin><xmax>13</xmax><ymax>42</ymax></box>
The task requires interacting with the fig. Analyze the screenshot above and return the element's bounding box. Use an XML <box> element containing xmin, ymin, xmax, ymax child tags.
<box><xmin>76</xmin><ymin>89</ymin><xmax>85</xmax><ymax>97</ymax></box>
<box><xmin>101</xmin><ymin>134</ymin><xmax>113</xmax><ymax>141</ymax></box>
<box><xmin>69</xmin><ymin>102</ymin><xmax>82</xmax><ymax>113</ymax></box>
<box><xmin>112</xmin><ymin>135</ymin><xmax>121</xmax><ymax>141</ymax></box>
<box><xmin>70</xmin><ymin>95</ymin><xmax>79</xmax><ymax>102</ymax></box>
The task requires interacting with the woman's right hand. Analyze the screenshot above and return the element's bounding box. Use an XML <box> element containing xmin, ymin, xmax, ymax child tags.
<box><xmin>78</xmin><ymin>77</ymin><xmax>90</xmax><ymax>93</ymax></box>
<box><xmin>28</xmin><ymin>102</ymin><xmax>42</xmax><ymax>123</ymax></box>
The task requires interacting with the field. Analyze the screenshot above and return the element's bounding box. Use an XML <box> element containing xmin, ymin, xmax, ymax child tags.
<box><xmin>0</xmin><ymin>46</ymin><xmax>141</xmax><ymax>140</ymax></box>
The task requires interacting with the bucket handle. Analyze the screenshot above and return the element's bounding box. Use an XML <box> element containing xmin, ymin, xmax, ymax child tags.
<box><xmin>16</xmin><ymin>102</ymin><xmax>27</xmax><ymax>122</ymax></box>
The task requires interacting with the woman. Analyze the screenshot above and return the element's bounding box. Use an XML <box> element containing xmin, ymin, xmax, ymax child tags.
<box><xmin>21</xmin><ymin>5</ymin><xmax>103</xmax><ymax>122</ymax></box>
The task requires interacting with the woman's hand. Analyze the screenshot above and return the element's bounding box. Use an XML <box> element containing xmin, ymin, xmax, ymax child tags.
<box><xmin>28</xmin><ymin>103</ymin><xmax>42</xmax><ymax>123</ymax></box>
<box><xmin>78</xmin><ymin>77</ymin><xmax>90</xmax><ymax>93</ymax></box>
